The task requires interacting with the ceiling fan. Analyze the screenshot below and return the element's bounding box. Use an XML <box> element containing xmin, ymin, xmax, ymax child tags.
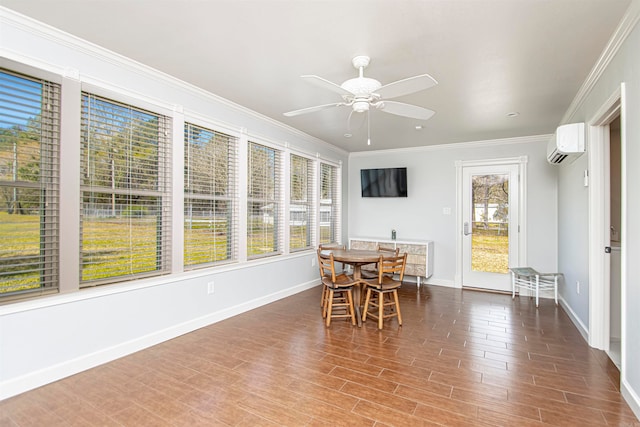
<box><xmin>283</xmin><ymin>55</ymin><xmax>437</xmax><ymax>122</ymax></box>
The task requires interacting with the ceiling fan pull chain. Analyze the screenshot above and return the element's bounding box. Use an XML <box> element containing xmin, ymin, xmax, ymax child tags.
<box><xmin>367</xmin><ymin>110</ymin><xmax>371</xmax><ymax>146</ymax></box>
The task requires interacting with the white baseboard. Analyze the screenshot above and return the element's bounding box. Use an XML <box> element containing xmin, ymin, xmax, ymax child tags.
<box><xmin>0</xmin><ymin>280</ymin><xmax>318</xmax><ymax>401</ymax></box>
<box><xmin>622</xmin><ymin>379</ymin><xmax>640</xmax><ymax>421</ymax></box>
<box><xmin>420</xmin><ymin>278</ymin><xmax>457</xmax><ymax>288</ymax></box>
<box><xmin>558</xmin><ymin>299</ymin><xmax>639</xmax><ymax>421</ymax></box>
<box><xmin>558</xmin><ymin>295</ymin><xmax>589</xmax><ymax>343</ymax></box>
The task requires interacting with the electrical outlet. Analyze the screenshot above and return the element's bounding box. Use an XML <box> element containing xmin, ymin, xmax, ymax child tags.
<box><xmin>311</xmin><ymin>257</ymin><xmax>316</xmax><ymax>267</ymax></box>
<box><xmin>207</xmin><ymin>281</ymin><xmax>215</xmax><ymax>294</ymax></box>
<box><xmin>576</xmin><ymin>281</ymin><xmax>580</xmax><ymax>294</ymax></box>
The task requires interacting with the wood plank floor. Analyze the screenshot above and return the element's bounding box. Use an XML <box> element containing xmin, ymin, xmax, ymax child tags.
<box><xmin>1</xmin><ymin>284</ymin><xmax>638</xmax><ymax>426</ymax></box>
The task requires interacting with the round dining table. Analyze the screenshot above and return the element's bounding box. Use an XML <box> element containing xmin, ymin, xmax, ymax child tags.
<box><xmin>321</xmin><ymin>249</ymin><xmax>381</xmax><ymax>280</ymax></box>
<box><xmin>320</xmin><ymin>248</ymin><xmax>385</xmax><ymax>326</ymax></box>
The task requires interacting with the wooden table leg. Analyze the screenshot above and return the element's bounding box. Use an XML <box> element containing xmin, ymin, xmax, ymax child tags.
<box><xmin>353</xmin><ymin>265</ymin><xmax>363</xmax><ymax>327</ymax></box>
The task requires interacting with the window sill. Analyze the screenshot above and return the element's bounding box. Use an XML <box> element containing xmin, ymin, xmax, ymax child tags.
<box><xmin>0</xmin><ymin>249</ymin><xmax>314</xmax><ymax>316</ymax></box>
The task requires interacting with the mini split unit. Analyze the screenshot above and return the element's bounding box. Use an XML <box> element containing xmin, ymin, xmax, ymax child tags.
<box><xmin>547</xmin><ymin>122</ymin><xmax>585</xmax><ymax>164</ymax></box>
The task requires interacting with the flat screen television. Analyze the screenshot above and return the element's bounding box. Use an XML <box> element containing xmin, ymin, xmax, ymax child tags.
<box><xmin>361</xmin><ymin>167</ymin><xmax>407</xmax><ymax>198</ymax></box>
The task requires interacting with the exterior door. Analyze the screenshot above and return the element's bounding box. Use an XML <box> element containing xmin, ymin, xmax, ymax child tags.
<box><xmin>462</xmin><ymin>163</ymin><xmax>520</xmax><ymax>291</ymax></box>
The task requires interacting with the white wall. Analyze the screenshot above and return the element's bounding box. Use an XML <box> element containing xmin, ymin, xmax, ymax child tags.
<box><xmin>0</xmin><ymin>9</ymin><xmax>349</xmax><ymax>399</ymax></box>
<box><xmin>348</xmin><ymin>136</ymin><xmax>558</xmax><ymax>287</ymax></box>
<box><xmin>556</xmin><ymin>154</ymin><xmax>590</xmax><ymax>328</ymax></box>
<box><xmin>556</xmin><ymin>2</ymin><xmax>640</xmax><ymax>416</ymax></box>
<box><xmin>0</xmin><ymin>256</ymin><xmax>319</xmax><ymax>397</ymax></box>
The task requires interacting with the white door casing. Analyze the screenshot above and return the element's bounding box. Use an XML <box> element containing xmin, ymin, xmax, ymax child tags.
<box><xmin>455</xmin><ymin>157</ymin><xmax>527</xmax><ymax>291</ymax></box>
<box><xmin>587</xmin><ymin>83</ymin><xmax>626</xmax><ymax>380</ymax></box>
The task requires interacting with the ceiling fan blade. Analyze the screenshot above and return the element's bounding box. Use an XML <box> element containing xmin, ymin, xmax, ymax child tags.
<box><xmin>301</xmin><ymin>75</ymin><xmax>354</xmax><ymax>96</ymax></box>
<box><xmin>377</xmin><ymin>101</ymin><xmax>436</xmax><ymax>120</ymax></box>
<box><xmin>283</xmin><ymin>102</ymin><xmax>345</xmax><ymax>117</ymax></box>
<box><xmin>376</xmin><ymin>74</ymin><xmax>437</xmax><ymax>99</ymax></box>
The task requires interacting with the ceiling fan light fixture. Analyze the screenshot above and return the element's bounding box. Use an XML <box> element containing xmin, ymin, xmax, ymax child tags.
<box><xmin>353</xmin><ymin>100</ymin><xmax>370</xmax><ymax>113</ymax></box>
<box><xmin>341</xmin><ymin>77</ymin><xmax>382</xmax><ymax>95</ymax></box>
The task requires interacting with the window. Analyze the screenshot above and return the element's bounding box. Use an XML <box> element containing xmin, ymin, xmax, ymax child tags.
<box><xmin>1</xmin><ymin>62</ymin><xmax>344</xmax><ymax>302</ymax></box>
<box><xmin>184</xmin><ymin>123</ymin><xmax>237</xmax><ymax>268</ymax></box>
<box><xmin>290</xmin><ymin>154</ymin><xmax>314</xmax><ymax>251</ymax></box>
<box><xmin>247</xmin><ymin>142</ymin><xmax>281</xmax><ymax>258</ymax></box>
<box><xmin>319</xmin><ymin>162</ymin><xmax>340</xmax><ymax>244</ymax></box>
<box><xmin>80</xmin><ymin>93</ymin><xmax>171</xmax><ymax>285</ymax></box>
<box><xmin>0</xmin><ymin>69</ymin><xmax>60</xmax><ymax>297</ymax></box>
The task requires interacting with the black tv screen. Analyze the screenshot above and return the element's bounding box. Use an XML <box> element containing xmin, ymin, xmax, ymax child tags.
<box><xmin>361</xmin><ymin>167</ymin><xmax>407</xmax><ymax>198</ymax></box>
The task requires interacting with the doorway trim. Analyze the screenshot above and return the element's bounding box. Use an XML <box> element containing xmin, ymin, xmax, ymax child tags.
<box><xmin>587</xmin><ymin>83</ymin><xmax>626</xmax><ymax>373</ymax></box>
<box><xmin>455</xmin><ymin>156</ymin><xmax>528</xmax><ymax>288</ymax></box>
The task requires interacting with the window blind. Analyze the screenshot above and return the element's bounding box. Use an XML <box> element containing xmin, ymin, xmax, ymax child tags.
<box><xmin>247</xmin><ymin>142</ymin><xmax>281</xmax><ymax>258</ymax></box>
<box><xmin>80</xmin><ymin>93</ymin><xmax>171</xmax><ymax>285</ymax></box>
<box><xmin>290</xmin><ymin>154</ymin><xmax>314</xmax><ymax>251</ymax></box>
<box><xmin>184</xmin><ymin>123</ymin><xmax>238</xmax><ymax>268</ymax></box>
<box><xmin>319</xmin><ymin>162</ymin><xmax>340</xmax><ymax>244</ymax></box>
<box><xmin>0</xmin><ymin>69</ymin><xmax>60</xmax><ymax>298</ymax></box>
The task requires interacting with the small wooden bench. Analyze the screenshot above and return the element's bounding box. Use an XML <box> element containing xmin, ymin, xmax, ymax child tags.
<box><xmin>510</xmin><ymin>267</ymin><xmax>561</xmax><ymax>307</ymax></box>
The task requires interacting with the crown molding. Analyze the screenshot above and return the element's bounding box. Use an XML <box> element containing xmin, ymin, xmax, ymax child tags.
<box><xmin>349</xmin><ymin>134</ymin><xmax>550</xmax><ymax>158</ymax></box>
<box><xmin>561</xmin><ymin>0</ymin><xmax>640</xmax><ymax>124</ymax></box>
<box><xmin>0</xmin><ymin>6</ymin><xmax>348</xmax><ymax>159</ymax></box>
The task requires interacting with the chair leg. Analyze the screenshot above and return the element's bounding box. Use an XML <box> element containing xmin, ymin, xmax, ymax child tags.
<box><xmin>325</xmin><ymin>289</ymin><xmax>334</xmax><ymax>327</ymax></box>
<box><xmin>393</xmin><ymin>290</ymin><xmax>402</xmax><ymax>326</ymax></box>
<box><xmin>347</xmin><ymin>289</ymin><xmax>356</xmax><ymax>325</ymax></box>
<box><xmin>362</xmin><ymin>288</ymin><xmax>372</xmax><ymax>322</ymax></box>
<box><xmin>378</xmin><ymin>291</ymin><xmax>384</xmax><ymax>330</ymax></box>
<box><xmin>322</xmin><ymin>286</ymin><xmax>328</xmax><ymax>318</ymax></box>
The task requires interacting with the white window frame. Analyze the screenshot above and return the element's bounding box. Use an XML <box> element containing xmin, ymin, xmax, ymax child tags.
<box><xmin>183</xmin><ymin>120</ymin><xmax>239</xmax><ymax>269</ymax></box>
<box><xmin>318</xmin><ymin>160</ymin><xmax>342</xmax><ymax>246</ymax></box>
<box><xmin>0</xmin><ymin>64</ymin><xmax>61</xmax><ymax>300</ymax></box>
<box><xmin>79</xmin><ymin>89</ymin><xmax>173</xmax><ymax>286</ymax></box>
<box><xmin>246</xmin><ymin>139</ymin><xmax>284</xmax><ymax>259</ymax></box>
<box><xmin>289</xmin><ymin>152</ymin><xmax>316</xmax><ymax>252</ymax></box>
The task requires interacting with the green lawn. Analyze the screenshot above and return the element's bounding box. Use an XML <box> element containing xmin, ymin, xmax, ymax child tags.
<box><xmin>471</xmin><ymin>228</ymin><xmax>509</xmax><ymax>274</ymax></box>
<box><xmin>0</xmin><ymin>212</ymin><xmax>42</xmax><ymax>292</ymax></box>
<box><xmin>81</xmin><ymin>217</ymin><xmax>163</xmax><ymax>281</ymax></box>
<box><xmin>2</xmin><ymin>211</ymin><xmax>504</xmax><ymax>294</ymax></box>
<box><xmin>2</xmin><ymin>212</ymin><xmax>310</xmax><ymax>293</ymax></box>
<box><xmin>1</xmin><ymin>212</ymin><xmax>231</xmax><ymax>292</ymax></box>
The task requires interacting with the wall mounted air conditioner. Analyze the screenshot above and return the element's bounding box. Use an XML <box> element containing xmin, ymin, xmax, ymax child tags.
<box><xmin>547</xmin><ymin>122</ymin><xmax>585</xmax><ymax>164</ymax></box>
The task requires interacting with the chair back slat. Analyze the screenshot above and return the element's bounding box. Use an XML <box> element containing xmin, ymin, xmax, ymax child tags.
<box><xmin>319</xmin><ymin>243</ymin><xmax>345</xmax><ymax>250</ymax></box>
<box><xmin>377</xmin><ymin>253</ymin><xmax>407</xmax><ymax>283</ymax></box>
<box><xmin>319</xmin><ymin>244</ymin><xmax>345</xmax><ymax>273</ymax></box>
<box><xmin>377</xmin><ymin>244</ymin><xmax>399</xmax><ymax>256</ymax></box>
<box><xmin>317</xmin><ymin>248</ymin><xmax>337</xmax><ymax>282</ymax></box>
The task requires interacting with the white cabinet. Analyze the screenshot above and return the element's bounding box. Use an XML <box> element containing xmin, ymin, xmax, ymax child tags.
<box><xmin>349</xmin><ymin>237</ymin><xmax>434</xmax><ymax>285</ymax></box>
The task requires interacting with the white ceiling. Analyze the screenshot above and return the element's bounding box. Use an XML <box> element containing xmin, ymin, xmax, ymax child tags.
<box><xmin>2</xmin><ymin>0</ymin><xmax>632</xmax><ymax>152</ymax></box>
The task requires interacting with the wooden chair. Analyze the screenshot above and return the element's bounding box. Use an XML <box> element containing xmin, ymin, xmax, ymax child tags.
<box><xmin>360</xmin><ymin>244</ymin><xmax>400</xmax><ymax>280</ymax></box>
<box><xmin>319</xmin><ymin>243</ymin><xmax>345</xmax><ymax>251</ymax></box>
<box><xmin>362</xmin><ymin>253</ymin><xmax>407</xmax><ymax>329</ymax></box>
<box><xmin>317</xmin><ymin>249</ymin><xmax>357</xmax><ymax>327</ymax></box>
<box><xmin>318</xmin><ymin>243</ymin><xmax>345</xmax><ymax>309</ymax></box>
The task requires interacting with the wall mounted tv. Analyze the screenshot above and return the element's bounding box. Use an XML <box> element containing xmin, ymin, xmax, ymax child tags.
<box><xmin>361</xmin><ymin>167</ymin><xmax>408</xmax><ymax>198</ymax></box>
